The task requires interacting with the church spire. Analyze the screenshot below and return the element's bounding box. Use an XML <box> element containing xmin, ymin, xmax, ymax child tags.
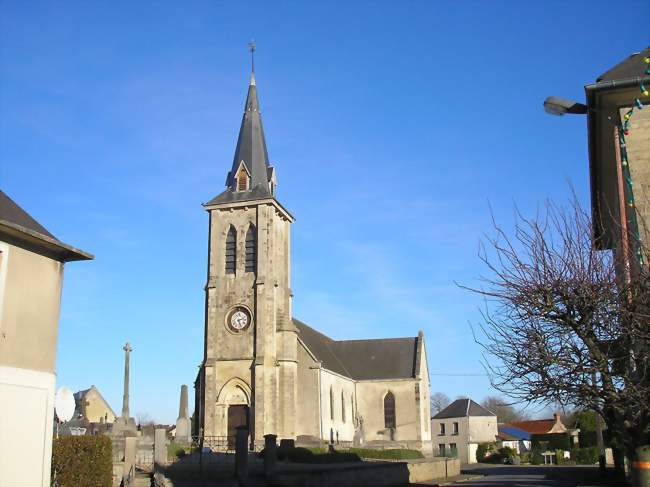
<box><xmin>205</xmin><ymin>46</ymin><xmax>278</xmax><ymax>207</ymax></box>
<box><xmin>223</xmin><ymin>44</ymin><xmax>272</xmax><ymax>197</ymax></box>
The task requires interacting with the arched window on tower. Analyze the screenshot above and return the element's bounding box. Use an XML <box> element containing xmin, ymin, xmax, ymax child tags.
<box><xmin>384</xmin><ymin>392</ymin><xmax>396</xmax><ymax>430</ymax></box>
<box><xmin>330</xmin><ymin>386</ymin><xmax>334</xmax><ymax>421</ymax></box>
<box><xmin>225</xmin><ymin>226</ymin><xmax>236</xmax><ymax>274</ymax></box>
<box><xmin>245</xmin><ymin>225</ymin><xmax>257</xmax><ymax>273</ymax></box>
<box><xmin>237</xmin><ymin>166</ymin><xmax>249</xmax><ymax>191</ymax></box>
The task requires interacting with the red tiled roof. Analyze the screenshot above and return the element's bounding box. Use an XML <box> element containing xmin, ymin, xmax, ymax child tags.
<box><xmin>506</xmin><ymin>419</ymin><xmax>555</xmax><ymax>435</ymax></box>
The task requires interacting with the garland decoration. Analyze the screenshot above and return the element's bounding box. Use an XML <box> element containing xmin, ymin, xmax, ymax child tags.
<box><xmin>616</xmin><ymin>54</ymin><xmax>650</xmax><ymax>265</ymax></box>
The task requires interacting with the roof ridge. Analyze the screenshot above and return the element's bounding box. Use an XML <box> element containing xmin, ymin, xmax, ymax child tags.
<box><xmin>332</xmin><ymin>336</ymin><xmax>416</xmax><ymax>344</ymax></box>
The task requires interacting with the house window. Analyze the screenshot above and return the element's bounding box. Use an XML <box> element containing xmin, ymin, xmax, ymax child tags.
<box><xmin>245</xmin><ymin>225</ymin><xmax>256</xmax><ymax>272</ymax></box>
<box><xmin>439</xmin><ymin>423</ymin><xmax>446</xmax><ymax>436</ymax></box>
<box><xmin>237</xmin><ymin>166</ymin><xmax>249</xmax><ymax>191</ymax></box>
<box><xmin>341</xmin><ymin>391</ymin><xmax>346</xmax><ymax>423</ymax></box>
<box><xmin>449</xmin><ymin>443</ymin><xmax>457</xmax><ymax>457</ymax></box>
<box><xmin>439</xmin><ymin>444</ymin><xmax>446</xmax><ymax>456</ymax></box>
<box><xmin>225</xmin><ymin>226</ymin><xmax>236</xmax><ymax>274</ymax></box>
<box><xmin>330</xmin><ymin>387</ymin><xmax>334</xmax><ymax>421</ymax></box>
<box><xmin>452</xmin><ymin>422</ymin><xmax>459</xmax><ymax>435</ymax></box>
<box><xmin>384</xmin><ymin>392</ymin><xmax>396</xmax><ymax>429</ymax></box>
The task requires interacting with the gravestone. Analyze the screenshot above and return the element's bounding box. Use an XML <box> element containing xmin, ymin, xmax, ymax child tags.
<box><xmin>175</xmin><ymin>385</ymin><xmax>191</xmax><ymax>444</ymax></box>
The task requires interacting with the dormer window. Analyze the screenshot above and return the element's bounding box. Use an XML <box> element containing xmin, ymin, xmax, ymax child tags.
<box><xmin>237</xmin><ymin>165</ymin><xmax>250</xmax><ymax>192</ymax></box>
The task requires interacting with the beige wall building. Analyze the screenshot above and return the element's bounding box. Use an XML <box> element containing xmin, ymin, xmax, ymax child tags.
<box><xmin>194</xmin><ymin>71</ymin><xmax>432</xmax><ymax>452</ymax></box>
<box><xmin>586</xmin><ymin>48</ymin><xmax>650</xmax><ymax>271</ymax></box>
<box><xmin>431</xmin><ymin>398</ymin><xmax>497</xmax><ymax>463</ymax></box>
<box><xmin>73</xmin><ymin>385</ymin><xmax>117</xmax><ymax>424</ymax></box>
<box><xmin>0</xmin><ymin>190</ymin><xmax>92</xmax><ymax>487</ymax></box>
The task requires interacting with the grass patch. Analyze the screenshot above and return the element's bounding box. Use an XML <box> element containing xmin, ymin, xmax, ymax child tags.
<box><xmin>167</xmin><ymin>441</ymin><xmax>190</xmax><ymax>460</ymax></box>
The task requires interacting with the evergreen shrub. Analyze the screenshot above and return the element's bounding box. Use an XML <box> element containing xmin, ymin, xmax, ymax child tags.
<box><xmin>52</xmin><ymin>435</ymin><xmax>112</xmax><ymax>487</ymax></box>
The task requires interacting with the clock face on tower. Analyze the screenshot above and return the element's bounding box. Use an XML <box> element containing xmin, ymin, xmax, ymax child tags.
<box><xmin>226</xmin><ymin>306</ymin><xmax>252</xmax><ymax>333</ymax></box>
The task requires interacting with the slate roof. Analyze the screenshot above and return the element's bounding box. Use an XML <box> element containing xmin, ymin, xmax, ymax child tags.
<box><xmin>432</xmin><ymin>398</ymin><xmax>496</xmax><ymax>419</ymax></box>
<box><xmin>293</xmin><ymin>318</ymin><xmax>419</xmax><ymax>381</ymax></box>
<box><xmin>206</xmin><ymin>72</ymin><xmax>273</xmax><ymax>206</ymax></box>
<box><xmin>597</xmin><ymin>47</ymin><xmax>650</xmax><ymax>82</ymax></box>
<box><xmin>0</xmin><ymin>190</ymin><xmax>93</xmax><ymax>261</ymax></box>
<box><xmin>0</xmin><ymin>190</ymin><xmax>56</xmax><ymax>238</ymax></box>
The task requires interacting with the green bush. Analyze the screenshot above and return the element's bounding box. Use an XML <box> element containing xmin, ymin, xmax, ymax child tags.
<box><xmin>279</xmin><ymin>446</ymin><xmax>421</xmax><ymax>463</ymax></box>
<box><xmin>571</xmin><ymin>447</ymin><xmax>599</xmax><ymax>465</ymax></box>
<box><xmin>167</xmin><ymin>441</ymin><xmax>189</xmax><ymax>460</ymax></box>
<box><xmin>531</xmin><ymin>433</ymin><xmax>571</xmax><ymax>451</ymax></box>
<box><xmin>520</xmin><ymin>452</ymin><xmax>530</xmax><ymax>464</ymax></box>
<box><xmin>52</xmin><ymin>435</ymin><xmax>112</xmax><ymax>487</ymax></box>
<box><xmin>476</xmin><ymin>442</ymin><xmax>496</xmax><ymax>463</ymax></box>
<box><xmin>530</xmin><ymin>447</ymin><xmax>543</xmax><ymax>465</ymax></box>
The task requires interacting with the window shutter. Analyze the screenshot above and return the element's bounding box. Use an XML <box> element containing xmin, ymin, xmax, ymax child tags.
<box><xmin>225</xmin><ymin>226</ymin><xmax>236</xmax><ymax>274</ymax></box>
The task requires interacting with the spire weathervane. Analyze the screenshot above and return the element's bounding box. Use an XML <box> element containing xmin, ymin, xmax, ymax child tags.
<box><xmin>248</xmin><ymin>40</ymin><xmax>256</xmax><ymax>73</ymax></box>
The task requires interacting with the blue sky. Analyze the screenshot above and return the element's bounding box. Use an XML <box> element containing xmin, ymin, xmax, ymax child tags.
<box><xmin>1</xmin><ymin>1</ymin><xmax>648</xmax><ymax>424</ymax></box>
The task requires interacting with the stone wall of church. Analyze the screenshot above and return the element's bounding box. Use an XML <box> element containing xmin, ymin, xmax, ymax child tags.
<box><xmin>355</xmin><ymin>379</ymin><xmax>422</xmax><ymax>444</ymax></box>
<box><xmin>319</xmin><ymin>369</ymin><xmax>356</xmax><ymax>442</ymax></box>
<box><xmin>295</xmin><ymin>341</ymin><xmax>320</xmax><ymax>439</ymax></box>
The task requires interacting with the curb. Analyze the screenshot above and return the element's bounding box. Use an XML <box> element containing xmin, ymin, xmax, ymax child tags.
<box><xmin>430</xmin><ymin>474</ymin><xmax>484</xmax><ymax>486</ymax></box>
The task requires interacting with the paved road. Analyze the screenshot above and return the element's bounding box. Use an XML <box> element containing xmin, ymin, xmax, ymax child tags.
<box><xmin>444</xmin><ymin>464</ymin><xmax>620</xmax><ymax>487</ymax></box>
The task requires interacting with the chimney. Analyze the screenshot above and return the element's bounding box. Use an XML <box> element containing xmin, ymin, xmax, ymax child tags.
<box><xmin>553</xmin><ymin>412</ymin><xmax>560</xmax><ymax>423</ymax></box>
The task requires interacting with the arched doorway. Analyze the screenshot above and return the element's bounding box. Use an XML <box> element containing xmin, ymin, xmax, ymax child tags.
<box><xmin>217</xmin><ymin>378</ymin><xmax>251</xmax><ymax>448</ymax></box>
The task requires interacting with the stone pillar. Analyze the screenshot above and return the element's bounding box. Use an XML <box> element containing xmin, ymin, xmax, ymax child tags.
<box><xmin>154</xmin><ymin>428</ymin><xmax>167</xmax><ymax>469</ymax></box>
<box><xmin>264</xmin><ymin>434</ymin><xmax>277</xmax><ymax>479</ymax></box>
<box><xmin>122</xmin><ymin>342</ymin><xmax>132</xmax><ymax>417</ymax></box>
<box><xmin>235</xmin><ymin>426</ymin><xmax>249</xmax><ymax>486</ymax></box>
<box><xmin>175</xmin><ymin>385</ymin><xmax>191</xmax><ymax>444</ymax></box>
<box><xmin>113</xmin><ymin>342</ymin><xmax>137</xmax><ymax>435</ymax></box>
<box><xmin>123</xmin><ymin>437</ymin><xmax>137</xmax><ymax>485</ymax></box>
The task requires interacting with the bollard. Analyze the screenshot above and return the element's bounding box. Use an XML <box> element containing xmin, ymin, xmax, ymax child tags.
<box><xmin>264</xmin><ymin>434</ymin><xmax>278</xmax><ymax>481</ymax></box>
<box><xmin>633</xmin><ymin>445</ymin><xmax>650</xmax><ymax>487</ymax></box>
<box><xmin>235</xmin><ymin>426</ymin><xmax>249</xmax><ymax>486</ymax></box>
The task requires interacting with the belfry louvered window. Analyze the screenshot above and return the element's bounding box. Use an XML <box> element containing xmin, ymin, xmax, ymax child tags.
<box><xmin>245</xmin><ymin>225</ymin><xmax>257</xmax><ymax>272</ymax></box>
<box><xmin>384</xmin><ymin>392</ymin><xmax>396</xmax><ymax>429</ymax></box>
<box><xmin>225</xmin><ymin>226</ymin><xmax>236</xmax><ymax>274</ymax></box>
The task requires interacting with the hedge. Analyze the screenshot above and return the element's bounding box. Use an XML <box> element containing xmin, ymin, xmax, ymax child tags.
<box><xmin>52</xmin><ymin>435</ymin><xmax>112</xmax><ymax>487</ymax></box>
<box><xmin>579</xmin><ymin>430</ymin><xmax>612</xmax><ymax>448</ymax></box>
<box><xmin>348</xmin><ymin>448</ymin><xmax>424</xmax><ymax>460</ymax></box>
<box><xmin>571</xmin><ymin>447</ymin><xmax>600</xmax><ymax>465</ymax></box>
<box><xmin>531</xmin><ymin>433</ymin><xmax>571</xmax><ymax>451</ymax></box>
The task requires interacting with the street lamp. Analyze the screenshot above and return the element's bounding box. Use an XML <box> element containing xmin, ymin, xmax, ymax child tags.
<box><xmin>543</xmin><ymin>96</ymin><xmax>588</xmax><ymax>116</ymax></box>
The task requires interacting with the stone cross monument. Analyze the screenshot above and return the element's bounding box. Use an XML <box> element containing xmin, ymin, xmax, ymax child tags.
<box><xmin>175</xmin><ymin>384</ymin><xmax>191</xmax><ymax>444</ymax></box>
<box><xmin>112</xmin><ymin>342</ymin><xmax>137</xmax><ymax>435</ymax></box>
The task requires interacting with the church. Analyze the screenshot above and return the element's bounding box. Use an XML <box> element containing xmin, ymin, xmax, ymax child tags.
<box><xmin>193</xmin><ymin>67</ymin><xmax>432</xmax><ymax>452</ymax></box>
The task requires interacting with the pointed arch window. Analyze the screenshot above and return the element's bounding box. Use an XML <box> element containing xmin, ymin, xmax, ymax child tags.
<box><xmin>330</xmin><ymin>386</ymin><xmax>334</xmax><ymax>421</ymax></box>
<box><xmin>237</xmin><ymin>165</ymin><xmax>249</xmax><ymax>192</ymax></box>
<box><xmin>341</xmin><ymin>391</ymin><xmax>346</xmax><ymax>423</ymax></box>
<box><xmin>245</xmin><ymin>225</ymin><xmax>257</xmax><ymax>273</ymax></box>
<box><xmin>225</xmin><ymin>226</ymin><xmax>236</xmax><ymax>274</ymax></box>
<box><xmin>384</xmin><ymin>392</ymin><xmax>396</xmax><ymax>429</ymax></box>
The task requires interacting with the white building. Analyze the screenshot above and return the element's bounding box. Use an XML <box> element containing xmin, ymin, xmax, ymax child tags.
<box><xmin>0</xmin><ymin>191</ymin><xmax>92</xmax><ymax>487</ymax></box>
<box><xmin>431</xmin><ymin>398</ymin><xmax>497</xmax><ymax>463</ymax></box>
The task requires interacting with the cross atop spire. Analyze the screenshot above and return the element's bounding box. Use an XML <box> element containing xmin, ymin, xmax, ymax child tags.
<box><xmin>248</xmin><ymin>40</ymin><xmax>256</xmax><ymax>82</ymax></box>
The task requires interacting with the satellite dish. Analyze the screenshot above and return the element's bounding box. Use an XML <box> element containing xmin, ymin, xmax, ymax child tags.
<box><xmin>55</xmin><ymin>386</ymin><xmax>75</xmax><ymax>422</ymax></box>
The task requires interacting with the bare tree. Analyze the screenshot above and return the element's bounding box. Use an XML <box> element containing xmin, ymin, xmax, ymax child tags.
<box><xmin>481</xmin><ymin>395</ymin><xmax>529</xmax><ymax>423</ymax></box>
<box><xmin>462</xmin><ymin>198</ymin><xmax>650</xmax><ymax>465</ymax></box>
<box><xmin>430</xmin><ymin>392</ymin><xmax>451</xmax><ymax>415</ymax></box>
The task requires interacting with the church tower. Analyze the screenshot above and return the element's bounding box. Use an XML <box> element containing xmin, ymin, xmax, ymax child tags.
<box><xmin>196</xmin><ymin>68</ymin><xmax>297</xmax><ymax>445</ymax></box>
